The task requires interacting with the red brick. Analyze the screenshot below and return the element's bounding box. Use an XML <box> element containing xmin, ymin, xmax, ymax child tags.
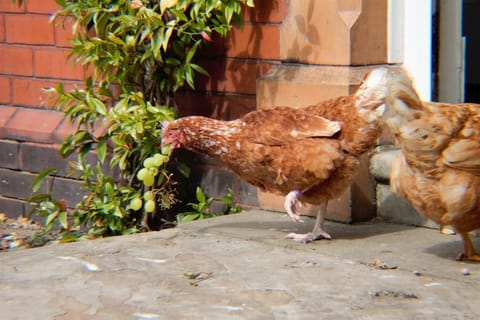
<box><xmin>53</xmin><ymin>117</ymin><xmax>75</xmax><ymax>143</ymax></box>
<box><xmin>53</xmin><ymin>16</ymin><xmax>75</xmax><ymax>47</ymax></box>
<box><xmin>0</xmin><ymin>1</ymin><xmax>25</xmax><ymax>13</ymax></box>
<box><xmin>26</xmin><ymin>0</ymin><xmax>61</xmax><ymax>14</ymax></box>
<box><xmin>225</xmin><ymin>24</ymin><xmax>280</xmax><ymax>60</ymax></box>
<box><xmin>0</xmin><ymin>15</ymin><xmax>5</xmax><ymax>41</ymax></box>
<box><xmin>0</xmin><ymin>77</ymin><xmax>11</xmax><ymax>104</ymax></box>
<box><xmin>12</xmin><ymin>78</ymin><xmax>58</xmax><ymax>107</ymax></box>
<box><xmin>197</xmin><ymin>58</ymin><xmax>275</xmax><ymax>95</ymax></box>
<box><xmin>34</xmin><ymin>47</ymin><xmax>84</xmax><ymax>80</ymax></box>
<box><xmin>0</xmin><ymin>45</ymin><xmax>33</xmax><ymax>76</ymax></box>
<box><xmin>5</xmin><ymin>14</ymin><xmax>54</xmax><ymax>45</ymax></box>
<box><xmin>176</xmin><ymin>91</ymin><xmax>256</xmax><ymax>120</ymax></box>
<box><xmin>2</xmin><ymin>108</ymin><xmax>64</xmax><ymax>143</ymax></box>
<box><xmin>0</xmin><ymin>105</ymin><xmax>17</xmax><ymax>128</ymax></box>
<box><xmin>243</xmin><ymin>0</ymin><xmax>288</xmax><ymax>23</ymax></box>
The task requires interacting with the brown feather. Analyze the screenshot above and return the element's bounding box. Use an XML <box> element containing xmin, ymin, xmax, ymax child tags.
<box><xmin>162</xmin><ymin>68</ymin><xmax>390</xmax><ymax>206</ymax></box>
<box><xmin>386</xmin><ymin>70</ymin><xmax>480</xmax><ymax>261</ymax></box>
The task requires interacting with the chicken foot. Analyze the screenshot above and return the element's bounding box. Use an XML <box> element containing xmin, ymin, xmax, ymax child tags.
<box><xmin>456</xmin><ymin>232</ymin><xmax>480</xmax><ymax>262</ymax></box>
<box><xmin>286</xmin><ymin>201</ymin><xmax>331</xmax><ymax>243</ymax></box>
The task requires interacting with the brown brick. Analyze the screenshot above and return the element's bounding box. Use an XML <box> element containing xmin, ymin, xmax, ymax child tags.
<box><xmin>0</xmin><ymin>45</ymin><xmax>33</xmax><ymax>76</ymax></box>
<box><xmin>20</xmin><ymin>142</ymin><xmax>66</xmax><ymax>175</ymax></box>
<box><xmin>2</xmin><ymin>108</ymin><xmax>64</xmax><ymax>143</ymax></box>
<box><xmin>0</xmin><ymin>168</ymin><xmax>38</xmax><ymax>200</ymax></box>
<box><xmin>0</xmin><ymin>196</ymin><xmax>25</xmax><ymax>218</ymax></box>
<box><xmin>26</xmin><ymin>0</ymin><xmax>61</xmax><ymax>14</ymax></box>
<box><xmin>34</xmin><ymin>47</ymin><xmax>84</xmax><ymax>80</ymax></box>
<box><xmin>0</xmin><ymin>139</ymin><xmax>20</xmax><ymax>170</ymax></box>
<box><xmin>5</xmin><ymin>14</ymin><xmax>54</xmax><ymax>45</ymax></box>
<box><xmin>51</xmin><ymin>176</ymin><xmax>87</xmax><ymax>207</ymax></box>
<box><xmin>12</xmin><ymin>78</ymin><xmax>58</xmax><ymax>107</ymax></box>
<box><xmin>0</xmin><ymin>1</ymin><xmax>25</xmax><ymax>13</ymax></box>
<box><xmin>0</xmin><ymin>76</ymin><xmax>11</xmax><ymax>104</ymax></box>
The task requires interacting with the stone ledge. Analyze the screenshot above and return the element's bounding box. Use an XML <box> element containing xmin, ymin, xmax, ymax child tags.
<box><xmin>370</xmin><ymin>148</ymin><xmax>401</xmax><ymax>182</ymax></box>
<box><xmin>0</xmin><ymin>106</ymin><xmax>71</xmax><ymax>144</ymax></box>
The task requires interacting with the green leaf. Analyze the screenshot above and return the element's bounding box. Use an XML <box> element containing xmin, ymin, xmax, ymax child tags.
<box><xmin>58</xmin><ymin>211</ymin><xmax>68</xmax><ymax>229</ymax></box>
<box><xmin>92</xmin><ymin>97</ymin><xmax>107</xmax><ymax>116</ymax></box>
<box><xmin>160</xmin><ymin>0</ymin><xmax>178</xmax><ymax>14</ymax></box>
<box><xmin>185</xmin><ymin>40</ymin><xmax>201</xmax><ymax>63</ymax></box>
<box><xmin>105</xmin><ymin>182</ymin><xmax>115</xmax><ymax>198</ymax></box>
<box><xmin>195</xmin><ymin>186</ymin><xmax>206</xmax><ymax>203</ymax></box>
<box><xmin>46</xmin><ymin>211</ymin><xmax>59</xmax><ymax>228</ymax></box>
<box><xmin>177</xmin><ymin>212</ymin><xmax>201</xmax><ymax>224</ymax></box>
<box><xmin>190</xmin><ymin>63</ymin><xmax>209</xmax><ymax>77</ymax></box>
<box><xmin>97</xmin><ymin>138</ymin><xmax>107</xmax><ymax>163</ymax></box>
<box><xmin>162</xmin><ymin>27</ymin><xmax>174</xmax><ymax>51</ymax></box>
<box><xmin>176</xmin><ymin>162</ymin><xmax>190</xmax><ymax>177</ymax></box>
<box><xmin>32</xmin><ymin>168</ymin><xmax>56</xmax><ymax>192</ymax></box>
<box><xmin>151</xmin><ymin>31</ymin><xmax>163</xmax><ymax>60</ymax></box>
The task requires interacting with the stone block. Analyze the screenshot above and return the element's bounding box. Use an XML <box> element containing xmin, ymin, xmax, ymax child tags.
<box><xmin>376</xmin><ymin>184</ymin><xmax>438</xmax><ymax>229</ymax></box>
<box><xmin>280</xmin><ymin>0</ymin><xmax>388</xmax><ymax>65</ymax></box>
<box><xmin>369</xmin><ymin>149</ymin><xmax>401</xmax><ymax>182</ymax></box>
<box><xmin>257</xmin><ymin>64</ymin><xmax>379</xmax><ymax>108</ymax></box>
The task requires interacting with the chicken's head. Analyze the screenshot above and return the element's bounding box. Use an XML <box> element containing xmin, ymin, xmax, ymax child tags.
<box><xmin>161</xmin><ymin>121</ymin><xmax>186</xmax><ymax>152</ymax></box>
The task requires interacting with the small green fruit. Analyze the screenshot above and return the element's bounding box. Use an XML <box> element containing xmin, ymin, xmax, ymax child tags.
<box><xmin>145</xmin><ymin>200</ymin><xmax>156</xmax><ymax>213</ymax></box>
<box><xmin>137</xmin><ymin>168</ymin><xmax>149</xmax><ymax>181</ymax></box>
<box><xmin>143</xmin><ymin>174</ymin><xmax>155</xmax><ymax>187</ymax></box>
<box><xmin>143</xmin><ymin>157</ymin><xmax>156</xmax><ymax>169</ymax></box>
<box><xmin>144</xmin><ymin>191</ymin><xmax>154</xmax><ymax>201</ymax></box>
<box><xmin>129</xmin><ymin>198</ymin><xmax>142</xmax><ymax>211</ymax></box>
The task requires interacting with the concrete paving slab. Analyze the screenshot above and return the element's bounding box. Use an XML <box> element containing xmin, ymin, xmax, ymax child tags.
<box><xmin>1</xmin><ymin>210</ymin><xmax>479</xmax><ymax>319</ymax></box>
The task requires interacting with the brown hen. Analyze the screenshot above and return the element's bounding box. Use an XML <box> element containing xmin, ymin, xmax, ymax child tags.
<box><xmin>385</xmin><ymin>70</ymin><xmax>480</xmax><ymax>261</ymax></box>
<box><xmin>162</xmin><ymin>68</ymin><xmax>390</xmax><ymax>242</ymax></box>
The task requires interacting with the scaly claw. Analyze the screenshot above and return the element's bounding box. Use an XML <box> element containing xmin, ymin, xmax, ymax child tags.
<box><xmin>284</xmin><ymin>190</ymin><xmax>304</xmax><ymax>222</ymax></box>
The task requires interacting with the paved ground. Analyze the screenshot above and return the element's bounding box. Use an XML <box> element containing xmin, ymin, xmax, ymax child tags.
<box><xmin>1</xmin><ymin>209</ymin><xmax>479</xmax><ymax>319</ymax></box>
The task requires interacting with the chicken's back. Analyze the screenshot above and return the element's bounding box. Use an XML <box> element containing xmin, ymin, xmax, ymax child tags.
<box><xmin>386</xmin><ymin>71</ymin><xmax>480</xmax><ymax>233</ymax></box>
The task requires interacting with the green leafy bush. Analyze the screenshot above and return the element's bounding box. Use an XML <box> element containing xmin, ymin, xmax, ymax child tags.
<box><xmin>25</xmin><ymin>0</ymin><xmax>253</xmax><ymax>239</ymax></box>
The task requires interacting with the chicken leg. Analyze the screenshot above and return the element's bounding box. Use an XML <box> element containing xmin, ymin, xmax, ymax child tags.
<box><xmin>457</xmin><ymin>232</ymin><xmax>480</xmax><ymax>262</ymax></box>
<box><xmin>286</xmin><ymin>200</ymin><xmax>331</xmax><ymax>243</ymax></box>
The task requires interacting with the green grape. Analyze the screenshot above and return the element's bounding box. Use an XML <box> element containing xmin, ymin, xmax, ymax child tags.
<box><xmin>144</xmin><ymin>191</ymin><xmax>154</xmax><ymax>201</ymax></box>
<box><xmin>129</xmin><ymin>197</ymin><xmax>142</xmax><ymax>211</ymax></box>
<box><xmin>145</xmin><ymin>200</ymin><xmax>155</xmax><ymax>213</ymax></box>
<box><xmin>143</xmin><ymin>174</ymin><xmax>154</xmax><ymax>187</ymax></box>
<box><xmin>136</xmin><ymin>168</ymin><xmax>149</xmax><ymax>181</ymax></box>
<box><xmin>152</xmin><ymin>153</ymin><xmax>168</xmax><ymax>166</ymax></box>
<box><xmin>143</xmin><ymin>157</ymin><xmax>156</xmax><ymax>169</ymax></box>
<box><xmin>148</xmin><ymin>167</ymin><xmax>158</xmax><ymax>177</ymax></box>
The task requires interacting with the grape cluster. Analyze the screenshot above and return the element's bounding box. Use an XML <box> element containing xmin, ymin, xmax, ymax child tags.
<box><xmin>130</xmin><ymin>153</ymin><xmax>169</xmax><ymax>213</ymax></box>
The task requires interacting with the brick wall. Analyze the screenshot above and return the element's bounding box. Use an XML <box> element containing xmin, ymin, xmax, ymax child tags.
<box><xmin>0</xmin><ymin>0</ymin><xmax>287</xmax><ymax>217</ymax></box>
